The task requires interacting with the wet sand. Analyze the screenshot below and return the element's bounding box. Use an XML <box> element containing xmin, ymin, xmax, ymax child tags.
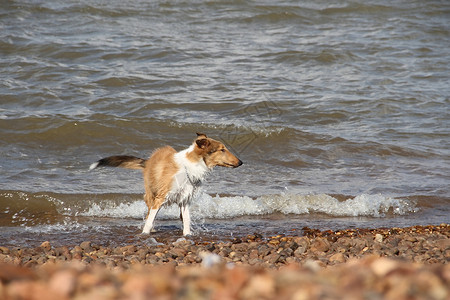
<box><xmin>1</xmin><ymin>224</ymin><xmax>449</xmax><ymax>299</ymax></box>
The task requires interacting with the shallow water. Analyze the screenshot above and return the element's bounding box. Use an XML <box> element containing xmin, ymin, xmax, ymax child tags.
<box><xmin>0</xmin><ymin>0</ymin><xmax>449</xmax><ymax>247</ymax></box>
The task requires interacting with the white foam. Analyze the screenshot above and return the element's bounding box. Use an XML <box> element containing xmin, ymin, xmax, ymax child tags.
<box><xmin>22</xmin><ymin>220</ymin><xmax>92</xmax><ymax>234</ymax></box>
<box><xmin>82</xmin><ymin>201</ymin><xmax>147</xmax><ymax>219</ymax></box>
<box><xmin>80</xmin><ymin>193</ymin><xmax>417</xmax><ymax>220</ymax></box>
<box><xmin>89</xmin><ymin>162</ymin><xmax>99</xmax><ymax>170</ymax></box>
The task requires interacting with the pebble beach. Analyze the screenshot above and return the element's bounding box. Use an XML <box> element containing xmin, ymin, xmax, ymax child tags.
<box><xmin>1</xmin><ymin>224</ymin><xmax>449</xmax><ymax>299</ymax></box>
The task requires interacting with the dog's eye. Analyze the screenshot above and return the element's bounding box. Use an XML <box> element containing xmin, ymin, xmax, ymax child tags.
<box><xmin>221</xmin><ymin>149</ymin><xmax>225</xmax><ymax>152</ymax></box>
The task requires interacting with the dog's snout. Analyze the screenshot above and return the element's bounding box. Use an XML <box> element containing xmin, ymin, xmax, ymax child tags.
<box><xmin>236</xmin><ymin>159</ymin><xmax>243</xmax><ymax>167</ymax></box>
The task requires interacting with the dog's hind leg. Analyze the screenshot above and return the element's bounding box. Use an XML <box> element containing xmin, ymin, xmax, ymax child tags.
<box><xmin>142</xmin><ymin>192</ymin><xmax>160</xmax><ymax>234</ymax></box>
<box><xmin>142</xmin><ymin>208</ymin><xmax>159</xmax><ymax>234</ymax></box>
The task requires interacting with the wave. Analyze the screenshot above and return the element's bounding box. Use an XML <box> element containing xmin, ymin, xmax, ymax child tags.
<box><xmin>80</xmin><ymin>193</ymin><xmax>418</xmax><ymax>219</ymax></box>
<box><xmin>0</xmin><ymin>190</ymin><xmax>422</xmax><ymax>227</ymax></box>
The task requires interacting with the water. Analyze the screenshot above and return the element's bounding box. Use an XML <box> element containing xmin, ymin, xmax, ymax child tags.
<box><xmin>1</xmin><ymin>0</ymin><xmax>449</xmax><ymax>247</ymax></box>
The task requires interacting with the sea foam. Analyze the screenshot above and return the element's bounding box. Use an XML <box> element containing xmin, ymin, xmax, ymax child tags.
<box><xmin>80</xmin><ymin>193</ymin><xmax>417</xmax><ymax>220</ymax></box>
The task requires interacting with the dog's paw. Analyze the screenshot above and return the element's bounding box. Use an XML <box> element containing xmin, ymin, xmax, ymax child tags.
<box><xmin>140</xmin><ymin>228</ymin><xmax>158</xmax><ymax>235</ymax></box>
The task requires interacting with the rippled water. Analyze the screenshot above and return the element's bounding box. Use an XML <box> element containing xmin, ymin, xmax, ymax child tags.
<box><xmin>1</xmin><ymin>0</ymin><xmax>449</xmax><ymax>246</ymax></box>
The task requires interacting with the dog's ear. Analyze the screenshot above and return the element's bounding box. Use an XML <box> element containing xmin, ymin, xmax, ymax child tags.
<box><xmin>196</xmin><ymin>138</ymin><xmax>210</xmax><ymax>149</ymax></box>
<box><xmin>196</xmin><ymin>132</ymin><xmax>208</xmax><ymax>138</ymax></box>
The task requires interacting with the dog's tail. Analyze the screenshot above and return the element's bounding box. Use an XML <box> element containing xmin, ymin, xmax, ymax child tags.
<box><xmin>89</xmin><ymin>155</ymin><xmax>146</xmax><ymax>171</ymax></box>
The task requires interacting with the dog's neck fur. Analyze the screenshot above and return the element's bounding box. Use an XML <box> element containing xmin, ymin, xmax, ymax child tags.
<box><xmin>174</xmin><ymin>144</ymin><xmax>210</xmax><ymax>184</ymax></box>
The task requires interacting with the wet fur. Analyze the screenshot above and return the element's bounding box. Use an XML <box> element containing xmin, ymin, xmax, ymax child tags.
<box><xmin>90</xmin><ymin>133</ymin><xmax>242</xmax><ymax>236</ymax></box>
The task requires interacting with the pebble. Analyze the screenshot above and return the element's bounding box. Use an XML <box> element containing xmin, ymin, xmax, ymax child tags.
<box><xmin>49</xmin><ymin>270</ymin><xmax>77</xmax><ymax>297</ymax></box>
<box><xmin>329</xmin><ymin>253</ymin><xmax>346</xmax><ymax>263</ymax></box>
<box><xmin>79</xmin><ymin>241</ymin><xmax>93</xmax><ymax>252</ymax></box>
<box><xmin>310</xmin><ymin>237</ymin><xmax>330</xmax><ymax>252</ymax></box>
<box><xmin>374</xmin><ymin>233</ymin><xmax>383</xmax><ymax>243</ymax></box>
<box><xmin>40</xmin><ymin>241</ymin><xmax>52</xmax><ymax>251</ymax></box>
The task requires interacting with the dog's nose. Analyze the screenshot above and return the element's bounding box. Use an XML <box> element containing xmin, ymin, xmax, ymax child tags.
<box><xmin>237</xmin><ymin>159</ymin><xmax>243</xmax><ymax>167</ymax></box>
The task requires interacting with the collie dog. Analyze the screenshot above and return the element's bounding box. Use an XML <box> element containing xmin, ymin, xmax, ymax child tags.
<box><xmin>90</xmin><ymin>133</ymin><xmax>243</xmax><ymax>236</ymax></box>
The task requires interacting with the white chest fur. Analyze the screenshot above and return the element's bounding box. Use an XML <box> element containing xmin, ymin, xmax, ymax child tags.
<box><xmin>166</xmin><ymin>145</ymin><xmax>210</xmax><ymax>206</ymax></box>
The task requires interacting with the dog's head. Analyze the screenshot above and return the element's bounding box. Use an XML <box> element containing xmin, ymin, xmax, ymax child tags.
<box><xmin>194</xmin><ymin>133</ymin><xmax>243</xmax><ymax>168</ymax></box>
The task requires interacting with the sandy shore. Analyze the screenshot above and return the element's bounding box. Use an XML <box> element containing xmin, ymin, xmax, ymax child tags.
<box><xmin>1</xmin><ymin>224</ymin><xmax>449</xmax><ymax>299</ymax></box>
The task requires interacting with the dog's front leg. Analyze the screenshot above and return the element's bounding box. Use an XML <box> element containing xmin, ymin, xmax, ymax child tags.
<box><xmin>180</xmin><ymin>205</ymin><xmax>191</xmax><ymax>236</ymax></box>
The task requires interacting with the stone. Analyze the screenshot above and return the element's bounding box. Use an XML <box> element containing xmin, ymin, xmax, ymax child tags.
<box><xmin>329</xmin><ymin>253</ymin><xmax>346</xmax><ymax>263</ymax></box>
<box><xmin>40</xmin><ymin>241</ymin><xmax>52</xmax><ymax>252</ymax></box>
<box><xmin>374</xmin><ymin>234</ymin><xmax>383</xmax><ymax>243</ymax></box>
<box><xmin>49</xmin><ymin>270</ymin><xmax>76</xmax><ymax>297</ymax></box>
<box><xmin>257</xmin><ymin>245</ymin><xmax>271</xmax><ymax>257</ymax></box>
<box><xmin>370</xmin><ymin>258</ymin><xmax>399</xmax><ymax>277</ymax></box>
<box><xmin>80</xmin><ymin>241</ymin><xmax>93</xmax><ymax>252</ymax></box>
<box><xmin>249</xmin><ymin>249</ymin><xmax>259</xmax><ymax>260</ymax></box>
<box><xmin>434</xmin><ymin>239</ymin><xmax>450</xmax><ymax>251</ymax></box>
<box><xmin>240</xmin><ymin>273</ymin><xmax>275</xmax><ymax>299</ymax></box>
<box><xmin>266</xmin><ymin>253</ymin><xmax>281</xmax><ymax>265</ymax></box>
<box><xmin>0</xmin><ymin>247</ymin><xmax>11</xmax><ymax>254</ymax></box>
<box><xmin>310</xmin><ymin>238</ymin><xmax>330</xmax><ymax>253</ymax></box>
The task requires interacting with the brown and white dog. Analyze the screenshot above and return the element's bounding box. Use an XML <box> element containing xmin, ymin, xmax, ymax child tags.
<box><xmin>90</xmin><ymin>133</ymin><xmax>243</xmax><ymax>236</ymax></box>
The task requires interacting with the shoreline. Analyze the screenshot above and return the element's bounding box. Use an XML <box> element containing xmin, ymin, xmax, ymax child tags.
<box><xmin>1</xmin><ymin>224</ymin><xmax>449</xmax><ymax>299</ymax></box>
